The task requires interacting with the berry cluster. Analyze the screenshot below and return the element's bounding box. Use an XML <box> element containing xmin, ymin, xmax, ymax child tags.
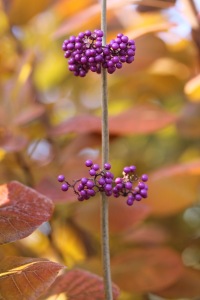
<box><xmin>62</xmin><ymin>30</ymin><xmax>135</xmax><ymax>77</ymax></box>
<box><xmin>57</xmin><ymin>160</ymin><xmax>148</xmax><ymax>206</ymax></box>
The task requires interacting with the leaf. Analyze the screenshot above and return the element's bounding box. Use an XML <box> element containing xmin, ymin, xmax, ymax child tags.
<box><xmin>0</xmin><ymin>256</ymin><xmax>63</xmax><ymax>300</ymax></box>
<box><xmin>13</xmin><ymin>105</ymin><xmax>46</xmax><ymax>126</ymax></box>
<box><xmin>122</xmin><ymin>224</ymin><xmax>169</xmax><ymax>245</ymax></box>
<box><xmin>109</xmin><ymin>104</ymin><xmax>177</xmax><ymax>135</ymax></box>
<box><xmin>176</xmin><ymin>102</ymin><xmax>200</xmax><ymax>138</ymax></box>
<box><xmin>147</xmin><ymin>160</ymin><xmax>200</xmax><ymax>216</ymax></box>
<box><xmin>49</xmin><ymin>114</ymin><xmax>100</xmax><ymax>136</ymax></box>
<box><xmin>53</xmin><ymin>0</ymin><xmax>94</xmax><ymax>19</ymax></box>
<box><xmin>184</xmin><ymin>74</ymin><xmax>200</xmax><ymax>102</ymax></box>
<box><xmin>73</xmin><ymin>197</ymin><xmax>151</xmax><ymax>235</ymax></box>
<box><xmin>0</xmin><ymin>134</ymin><xmax>28</xmax><ymax>152</ymax></box>
<box><xmin>136</xmin><ymin>0</ymin><xmax>176</xmax><ymax>12</ymax></box>
<box><xmin>0</xmin><ymin>181</ymin><xmax>54</xmax><ymax>244</ymax></box>
<box><xmin>4</xmin><ymin>0</ymin><xmax>54</xmax><ymax>25</ymax></box>
<box><xmin>41</xmin><ymin>269</ymin><xmax>120</xmax><ymax>300</ymax></box>
<box><xmin>36</xmin><ymin>156</ymin><xmax>100</xmax><ymax>203</ymax></box>
<box><xmin>53</xmin><ymin>0</ymin><xmax>130</xmax><ymax>39</ymax></box>
<box><xmin>156</xmin><ymin>267</ymin><xmax>200</xmax><ymax>298</ymax></box>
<box><xmin>111</xmin><ymin>247</ymin><xmax>184</xmax><ymax>293</ymax></box>
<box><xmin>50</xmin><ymin>104</ymin><xmax>176</xmax><ymax>137</ymax></box>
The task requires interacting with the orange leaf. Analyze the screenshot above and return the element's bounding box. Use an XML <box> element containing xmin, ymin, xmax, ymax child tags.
<box><xmin>0</xmin><ymin>181</ymin><xmax>54</xmax><ymax>244</ymax></box>
<box><xmin>5</xmin><ymin>0</ymin><xmax>54</xmax><ymax>25</ymax></box>
<box><xmin>147</xmin><ymin>160</ymin><xmax>200</xmax><ymax>216</ymax></box>
<box><xmin>74</xmin><ymin>197</ymin><xmax>151</xmax><ymax>235</ymax></box>
<box><xmin>176</xmin><ymin>102</ymin><xmax>200</xmax><ymax>138</ymax></box>
<box><xmin>0</xmin><ymin>256</ymin><xmax>63</xmax><ymax>300</ymax></box>
<box><xmin>156</xmin><ymin>267</ymin><xmax>200</xmax><ymax>298</ymax></box>
<box><xmin>112</xmin><ymin>247</ymin><xmax>184</xmax><ymax>293</ymax></box>
<box><xmin>42</xmin><ymin>268</ymin><xmax>120</xmax><ymax>300</ymax></box>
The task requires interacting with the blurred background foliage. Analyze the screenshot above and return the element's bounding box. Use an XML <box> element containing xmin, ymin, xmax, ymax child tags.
<box><xmin>0</xmin><ymin>0</ymin><xmax>200</xmax><ymax>299</ymax></box>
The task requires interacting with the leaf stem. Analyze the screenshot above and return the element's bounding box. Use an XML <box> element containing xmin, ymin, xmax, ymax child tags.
<box><xmin>101</xmin><ymin>0</ymin><xmax>113</xmax><ymax>299</ymax></box>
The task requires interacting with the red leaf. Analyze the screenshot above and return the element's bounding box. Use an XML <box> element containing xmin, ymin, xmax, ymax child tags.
<box><xmin>0</xmin><ymin>181</ymin><xmax>54</xmax><ymax>244</ymax></box>
<box><xmin>0</xmin><ymin>134</ymin><xmax>28</xmax><ymax>152</ymax></box>
<box><xmin>49</xmin><ymin>114</ymin><xmax>101</xmax><ymax>136</ymax></box>
<box><xmin>13</xmin><ymin>105</ymin><xmax>46</xmax><ymax>126</ymax></box>
<box><xmin>0</xmin><ymin>256</ymin><xmax>63</xmax><ymax>300</ymax></box>
<box><xmin>50</xmin><ymin>104</ymin><xmax>176</xmax><ymax>137</ymax></box>
<box><xmin>112</xmin><ymin>247</ymin><xmax>184</xmax><ymax>293</ymax></box>
<box><xmin>122</xmin><ymin>224</ymin><xmax>169</xmax><ymax>245</ymax></box>
<box><xmin>109</xmin><ymin>104</ymin><xmax>177</xmax><ymax>135</ymax></box>
<box><xmin>42</xmin><ymin>268</ymin><xmax>120</xmax><ymax>300</ymax></box>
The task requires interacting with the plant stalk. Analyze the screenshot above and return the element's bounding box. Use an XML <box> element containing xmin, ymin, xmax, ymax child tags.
<box><xmin>101</xmin><ymin>0</ymin><xmax>113</xmax><ymax>299</ymax></box>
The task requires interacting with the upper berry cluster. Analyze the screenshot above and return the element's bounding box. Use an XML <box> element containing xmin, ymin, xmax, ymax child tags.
<box><xmin>58</xmin><ymin>160</ymin><xmax>148</xmax><ymax>206</ymax></box>
<box><xmin>62</xmin><ymin>30</ymin><xmax>136</xmax><ymax>77</ymax></box>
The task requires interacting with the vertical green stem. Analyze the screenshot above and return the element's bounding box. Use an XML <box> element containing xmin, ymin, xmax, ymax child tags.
<box><xmin>101</xmin><ymin>0</ymin><xmax>113</xmax><ymax>299</ymax></box>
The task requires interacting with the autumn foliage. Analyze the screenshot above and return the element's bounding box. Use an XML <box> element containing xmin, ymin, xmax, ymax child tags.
<box><xmin>0</xmin><ymin>0</ymin><xmax>200</xmax><ymax>299</ymax></box>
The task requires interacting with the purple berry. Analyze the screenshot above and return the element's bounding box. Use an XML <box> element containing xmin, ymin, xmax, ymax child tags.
<box><xmin>58</xmin><ymin>175</ymin><xmax>65</xmax><ymax>182</ymax></box>
<box><xmin>105</xmin><ymin>184</ymin><xmax>112</xmax><ymax>191</ymax></box>
<box><xmin>127</xmin><ymin>196</ymin><xmax>134</xmax><ymax>206</ymax></box>
<box><xmin>78</xmin><ymin>195</ymin><xmax>84</xmax><ymax>201</ymax></box>
<box><xmin>86</xmin><ymin>180</ymin><xmax>95</xmax><ymax>189</ymax></box>
<box><xmin>125</xmin><ymin>182</ymin><xmax>132</xmax><ymax>190</ymax></box>
<box><xmin>105</xmin><ymin>190</ymin><xmax>113</xmax><ymax>196</ymax></box>
<box><xmin>135</xmin><ymin>194</ymin><xmax>142</xmax><ymax>201</ymax></box>
<box><xmin>104</xmin><ymin>163</ymin><xmax>111</xmax><ymax>170</ymax></box>
<box><xmin>130</xmin><ymin>165</ymin><xmax>136</xmax><ymax>172</ymax></box>
<box><xmin>95</xmin><ymin>29</ymin><xmax>104</xmax><ymax>37</ymax></box>
<box><xmin>115</xmin><ymin>177</ymin><xmax>122</xmax><ymax>184</ymax></box>
<box><xmin>92</xmin><ymin>164</ymin><xmax>100</xmax><ymax>171</ymax></box>
<box><xmin>89</xmin><ymin>169</ymin><xmax>96</xmax><ymax>176</ymax></box>
<box><xmin>87</xmin><ymin>189</ymin><xmax>96</xmax><ymax>196</ymax></box>
<box><xmin>85</xmin><ymin>30</ymin><xmax>91</xmax><ymax>36</ymax></box>
<box><xmin>85</xmin><ymin>159</ymin><xmax>93</xmax><ymax>167</ymax></box>
<box><xmin>81</xmin><ymin>177</ymin><xmax>88</xmax><ymax>185</ymax></box>
<box><xmin>117</xmin><ymin>33</ymin><xmax>123</xmax><ymax>38</ymax></box>
<box><xmin>126</xmin><ymin>56</ymin><xmax>134</xmax><ymax>64</ymax></box>
<box><xmin>123</xmin><ymin>166</ymin><xmax>131</xmax><ymax>174</ymax></box>
<box><xmin>105</xmin><ymin>171</ymin><xmax>114</xmax><ymax>179</ymax></box>
<box><xmin>116</xmin><ymin>62</ymin><xmax>122</xmax><ymax>69</ymax></box>
<box><xmin>121</xmin><ymin>35</ymin><xmax>128</xmax><ymax>43</ymax></box>
<box><xmin>140</xmin><ymin>189</ymin><xmax>148</xmax><ymax>198</ymax></box>
<box><xmin>67</xmin><ymin>43</ymin><xmax>74</xmax><ymax>50</ymax></box>
<box><xmin>61</xmin><ymin>183</ymin><xmax>69</xmax><ymax>191</ymax></box>
<box><xmin>112</xmin><ymin>42</ymin><xmax>119</xmax><ymax>50</ymax></box>
<box><xmin>116</xmin><ymin>183</ymin><xmax>123</xmax><ymax>191</ymax></box>
<box><xmin>80</xmin><ymin>190</ymin><xmax>87</xmax><ymax>197</ymax></box>
<box><xmin>98</xmin><ymin>177</ymin><xmax>106</xmax><ymax>185</ymax></box>
<box><xmin>119</xmin><ymin>43</ymin><xmax>126</xmax><ymax>50</ymax></box>
<box><xmin>141</xmin><ymin>174</ymin><xmax>148</xmax><ymax>182</ymax></box>
<box><xmin>105</xmin><ymin>178</ymin><xmax>113</xmax><ymax>184</ymax></box>
<box><xmin>138</xmin><ymin>182</ymin><xmax>145</xmax><ymax>189</ymax></box>
<box><xmin>78</xmin><ymin>183</ymin><xmax>84</xmax><ymax>191</ymax></box>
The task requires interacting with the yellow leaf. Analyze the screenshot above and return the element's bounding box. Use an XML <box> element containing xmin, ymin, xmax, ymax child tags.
<box><xmin>184</xmin><ymin>74</ymin><xmax>200</xmax><ymax>102</ymax></box>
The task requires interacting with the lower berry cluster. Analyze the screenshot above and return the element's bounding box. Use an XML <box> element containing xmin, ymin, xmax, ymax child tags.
<box><xmin>57</xmin><ymin>160</ymin><xmax>148</xmax><ymax>206</ymax></box>
<box><xmin>62</xmin><ymin>29</ymin><xmax>136</xmax><ymax>77</ymax></box>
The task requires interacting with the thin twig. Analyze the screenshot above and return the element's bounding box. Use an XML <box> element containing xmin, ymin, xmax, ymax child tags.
<box><xmin>100</xmin><ymin>0</ymin><xmax>113</xmax><ymax>299</ymax></box>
